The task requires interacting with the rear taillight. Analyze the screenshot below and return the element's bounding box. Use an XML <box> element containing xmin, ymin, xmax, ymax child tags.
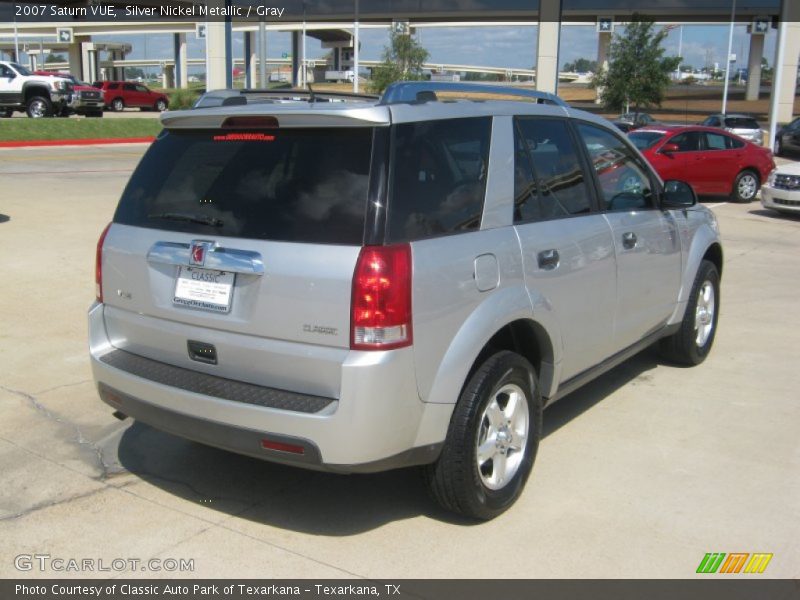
<box><xmin>95</xmin><ymin>223</ymin><xmax>111</xmax><ymax>303</ymax></box>
<box><xmin>350</xmin><ymin>244</ymin><xmax>412</xmax><ymax>351</ymax></box>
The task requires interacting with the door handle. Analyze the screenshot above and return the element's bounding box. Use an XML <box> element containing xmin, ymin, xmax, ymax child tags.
<box><xmin>537</xmin><ymin>249</ymin><xmax>560</xmax><ymax>270</ymax></box>
<box><xmin>622</xmin><ymin>232</ymin><xmax>637</xmax><ymax>250</ymax></box>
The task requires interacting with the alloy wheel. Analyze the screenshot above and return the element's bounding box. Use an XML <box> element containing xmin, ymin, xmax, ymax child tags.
<box><xmin>476</xmin><ymin>383</ymin><xmax>529</xmax><ymax>491</ymax></box>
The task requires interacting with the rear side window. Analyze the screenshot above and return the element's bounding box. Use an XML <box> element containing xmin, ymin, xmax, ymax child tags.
<box><xmin>515</xmin><ymin>117</ymin><xmax>592</xmax><ymax>219</ymax></box>
<box><xmin>705</xmin><ymin>133</ymin><xmax>729</xmax><ymax>150</ymax></box>
<box><xmin>387</xmin><ymin>117</ymin><xmax>491</xmax><ymax>242</ymax></box>
<box><xmin>114</xmin><ymin>128</ymin><xmax>374</xmax><ymax>245</ymax></box>
<box><xmin>108</xmin><ymin>83</ymin><xmax>119</xmax><ymax>90</ymax></box>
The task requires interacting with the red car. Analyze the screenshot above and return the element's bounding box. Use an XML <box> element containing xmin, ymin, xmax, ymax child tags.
<box><xmin>92</xmin><ymin>81</ymin><xmax>169</xmax><ymax>112</ymax></box>
<box><xmin>629</xmin><ymin>125</ymin><xmax>774</xmax><ymax>203</ymax></box>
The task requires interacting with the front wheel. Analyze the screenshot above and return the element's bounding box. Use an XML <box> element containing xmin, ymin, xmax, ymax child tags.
<box><xmin>732</xmin><ymin>170</ymin><xmax>759</xmax><ymax>203</ymax></box>
<box><xmin>424</xmin><ymin>351</ymin><xmax>542</xmax><ymax>520</ymax></box>
<box><xmin>26</xmin><ymin>96</ymin><xmax>52</xmax><ymax>118</ymax></box>
<box><xmin>660</xmin><ymin>259</ymin><xmax>720</xmax><ymax>366</ymax></box>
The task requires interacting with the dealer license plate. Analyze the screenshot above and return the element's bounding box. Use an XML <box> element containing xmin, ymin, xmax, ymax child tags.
<box><xmin>173</xmin><ymin>266</ymin><xmax>235</xmax><ymax>313</ymax></box>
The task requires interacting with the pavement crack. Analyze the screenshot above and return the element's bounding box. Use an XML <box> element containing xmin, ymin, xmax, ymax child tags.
<box><xmin>0</xmin><ymin>384</ymin><xmax>114</xmax><ymax>480</ymax></box>
<box><xmin>34</xmin><ymin>379</ymin><xmax>92</xmax><ymax>396</ymax></box>
<box><xmin>0</xmin><ymin>486</ymin><xmax>111</xmax><ymax>522</ymax></box>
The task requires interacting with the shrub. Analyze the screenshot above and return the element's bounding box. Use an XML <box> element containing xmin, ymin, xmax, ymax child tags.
<box><xmin>168</xmin><ymin>88</ymin><xmax>201</xmax><ymax>110</ymax></box>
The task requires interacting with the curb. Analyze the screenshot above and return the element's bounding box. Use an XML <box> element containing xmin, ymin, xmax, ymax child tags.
<box><xmin>0</xmin><ymin>137</ymin><xmax>156</xmax><ymax>148</ymax></box>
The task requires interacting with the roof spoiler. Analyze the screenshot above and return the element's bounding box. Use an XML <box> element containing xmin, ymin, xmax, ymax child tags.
<box><xmin>193</xmin><ymin>88</ymin><xmax>379</xmax><ymax>109</ymax></box>
<box><xmin>378</xmin><ymin>81</ymin><xmax>568</xmax><ymax>107</ymax></box>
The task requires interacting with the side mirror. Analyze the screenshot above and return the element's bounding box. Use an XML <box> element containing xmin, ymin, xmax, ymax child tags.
<box><xmin>662</xmin><ymin>180</ymin><xmax>697</xmax><ymax>208</ymax></box>
<box><xmin>661</xmin><ymin>143</ymin><xmax>679</xmax><ymax>154</ymax></box>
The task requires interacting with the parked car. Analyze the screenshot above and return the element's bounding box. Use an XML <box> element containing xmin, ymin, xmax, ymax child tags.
<box><xmin>616</xmin><ymin>112</ymin><xmax>657</xmax><ymax>129</ymax></box>
<box><xmin>34</xmin><ymin>71</ymin><xmax>103</xmax><ymax>117</ymax></box>
<box><xmin>90</xmin><ymin>82</ymin><xmax>722</xmax><ymax>520</ymax></box>
<box><xmin>761</xmin><ymin>162</ymin><xmax>800</xmax><ymax>215</ymax></box>
<box><xmin>773</xmin><ymin>117</ymin><xmax>800</xmax><ymax>156</ymax></box>
<box><xmin>629</xmin><ymin>125</ymin><xmax>774</xmax><ymax>202</ymax></box>
<box><xmin>92</xmin><ymin>80</ymin><xmax>169</xmax><ymax>112</ymax></box>
<box><xmin>612</xmin><ymin>120</ymin><xmax>635</xmax><ymax>133</ymax></box>
<box><xmin>0</xmin><ymin>60</ymin><xmax>72</xmax><ymax>118</ymax></box>
<box><xmin>701</xmin><ymin>113</ymin><xmax>764</xmax><ymax>146</ymax></box>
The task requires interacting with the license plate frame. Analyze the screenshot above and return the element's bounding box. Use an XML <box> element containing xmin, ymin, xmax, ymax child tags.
<box><xmin>173</xmin><ymin>266</ymin><xmax>235</xmax><ymax>314</ymax></box>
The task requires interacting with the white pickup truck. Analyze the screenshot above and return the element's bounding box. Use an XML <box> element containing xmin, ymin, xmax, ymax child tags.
<box><xmin>0</xmin><ymin>60</ymin><xmax>72</xmax><ymax>118</ymax></box>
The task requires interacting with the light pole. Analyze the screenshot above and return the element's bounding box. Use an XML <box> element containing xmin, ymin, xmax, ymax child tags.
<box><xmin>353</xmin><ymin>0</ymin><xmax>360</xmax><ymax>93</ymax></box>
<box><xmin>721</xmin><ymin>0</ymin><xmax>736</xmax><ymax>114</ymax></box>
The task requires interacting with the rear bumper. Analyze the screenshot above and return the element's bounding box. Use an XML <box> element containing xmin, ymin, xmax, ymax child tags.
<box><xmin>89</xmin><ymin>303</ymin><xmax>452</xmax><ymax>472</ymax></box>
<box><xmin>761</xmin><ymin>185</ymin><xmax>800</xmax><ymax>213</ymax></box>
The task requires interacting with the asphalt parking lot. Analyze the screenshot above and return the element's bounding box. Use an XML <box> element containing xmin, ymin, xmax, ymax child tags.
<box><xmin>0</xmin><ymin>145</ymin><xmax>798</xmax><ymax>579</ymax></box>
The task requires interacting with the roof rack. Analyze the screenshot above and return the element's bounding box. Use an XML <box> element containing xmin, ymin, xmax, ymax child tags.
<box><xmin>379</xmin><ymin>81</ymin><xmax>568</xmax><ymax>107</ymax></box>
<box><xmin>193</xmin><ymin>88</ymin><xmax>379</xmax><ymax>109</ymax></box>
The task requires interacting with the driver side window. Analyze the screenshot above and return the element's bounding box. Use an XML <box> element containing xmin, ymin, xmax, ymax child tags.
<box><xmin>576</xmin><ymin>123</ymin><xmax>655</xmax><ymax>212</ymax></box>
<box><xmin>0</xmin><ymin>65</ymin><xmax>13</xmax><ymax>78</ymax></box>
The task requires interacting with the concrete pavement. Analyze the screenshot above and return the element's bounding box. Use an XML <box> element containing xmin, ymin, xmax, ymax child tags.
<box><xmin>0</xmin><ymin>145</ymin><xmax>798</xmax><ymax>579</ymax></box>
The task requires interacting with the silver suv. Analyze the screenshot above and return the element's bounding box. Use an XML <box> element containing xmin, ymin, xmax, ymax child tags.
<box><xmin>90</xmin><ymin>82</ymin><xmax>723</xmax><ymax>520</ymax></box>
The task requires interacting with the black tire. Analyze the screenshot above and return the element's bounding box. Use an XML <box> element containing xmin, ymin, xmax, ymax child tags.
<box><xmin>731</xmin><ymin>169</ymin><xmax>759</xmax><ymax>203</ymax></box>
<box><xmin>424</xmin><ymin>351</ymin><xmax>542</xmax><ymax>520</ymax></box>
<box><xmin>111</xmin><ymin>98</ymin><xmax>124</xmax><ymax>112</ymax></box>
<box><xmin>660</xmin><ymin>259</ymin><xmax>720</xmax><ymax>366</ymax></box>
<box><xmin>155</xmin><ymin>99</ymin><xmax>168</xmax><ymax>112</ymax></box>
<box><xmin>26</xmin><ymin>95</ymin><xmax>53</xmax><ymax>118</ymax></box>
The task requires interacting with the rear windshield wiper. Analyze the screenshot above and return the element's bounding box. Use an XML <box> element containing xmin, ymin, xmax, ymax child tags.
<box><xmin>147</xmin><ymin>212</ymin><xmax>224</xmax><ymax>227</ymax></box>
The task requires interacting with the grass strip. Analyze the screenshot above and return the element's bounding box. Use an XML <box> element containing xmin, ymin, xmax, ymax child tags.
<box><xmin>0</xmin><ymin>118</ymin><xmax>162</xmax><ymax>142</ymax></box>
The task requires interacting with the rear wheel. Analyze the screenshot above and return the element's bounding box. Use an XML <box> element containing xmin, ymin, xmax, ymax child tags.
<box><xmin>111</xmin><ymin>98</ymin><xmax>124</xmax><ymax>112</ymax></box>
<box><xmin>155</xmin><ymin>99</ymin><xmax>167</xmax><ymax>112</ymax></box>
<box><xmin>732</xmin><ymin>170</ymin><xmax>759</xmax><ymax>203</ymax></box>
<box><xmin>424</xmin><ymin>351</ymin><xmax>542</xmax><ymax>520</ymax></box>
<box><xmin>660</xmin><ymin>259</ymin><xmax>720</xmax><ymax>366</ymax></box>
<box><xmin>26</xmin><ymin>96</ymin><xmax>53</xmax><ymax>118</ymax></box>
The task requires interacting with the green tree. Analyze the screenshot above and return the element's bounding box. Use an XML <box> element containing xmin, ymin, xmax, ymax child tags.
<box><xmin>368</xmin><ymin>31</ymin><xmax>429</xmax><ymax>94</ymax></box>
<box><xmin>45</xmin><ymin>53</ymin><xmax>66</xmax><ymax>64</ymax></box>
<box><xmin>563</xmin><ymin>58</ymin><xmax>597</xmax><ymax>73</ymax></box>
<box><xmin>592</xmin><ymin>16</ymin><xmax>680</xmax><ymax>112</ymax></box>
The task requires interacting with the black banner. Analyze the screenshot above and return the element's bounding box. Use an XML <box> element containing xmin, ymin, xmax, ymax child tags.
<box><xmin>0</xmin><ymin>0</ymin><xmax>784</xmax><ymax>23</ymax></box>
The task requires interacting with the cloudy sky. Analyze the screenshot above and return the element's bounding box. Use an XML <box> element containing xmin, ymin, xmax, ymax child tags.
<box><xmin>87</xmin><ymin>22</ymin><xmax>777</xmax><ymax>75</ymax></box>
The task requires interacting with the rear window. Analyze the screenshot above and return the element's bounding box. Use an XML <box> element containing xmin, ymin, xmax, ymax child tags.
<box><xmin>724</xmin><ymin>117</ymin><xmax>759</xmax><ymax>129</ymax></box>
<box><xmin>114</xmin><ymin>128</ymin><xmax>374</xmax><ymax>245</ymax></box>
<box><xmin>628</xmin><ymin>131</ymin><xmax>665</xmax><ymax>150</ymax></box>
<box><xmin>387</xmin><ymin>117</ymin><xmax>491</xmax><ymax>242</ymax></box>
